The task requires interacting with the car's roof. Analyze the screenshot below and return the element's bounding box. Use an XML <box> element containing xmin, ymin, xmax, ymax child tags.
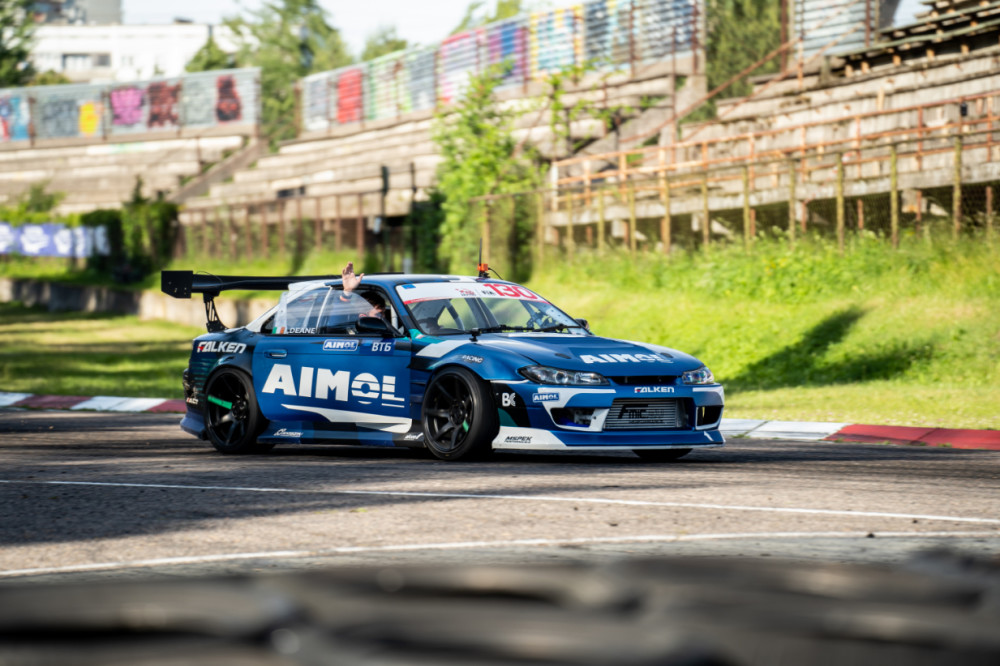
<box><xmin>289</xmin><ymin>273</ymin><xmax>515</xmax><ymax>291</ymax></box>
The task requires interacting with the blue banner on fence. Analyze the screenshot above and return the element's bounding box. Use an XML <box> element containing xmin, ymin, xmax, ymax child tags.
<box><xmin>0</xmin><ymin>222</ymin><xmax>109</xmax><ymax>258</ymax></box>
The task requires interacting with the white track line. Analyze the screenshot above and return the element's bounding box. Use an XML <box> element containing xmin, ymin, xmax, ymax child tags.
<box><xmin>3</xmin><ymin>478</ymin><xmax>1000</xmax><ymax>525</ymax></box>
<box><xmin>2</xmin><ymin>531</ymin><xmax>999</xmax><ymax>579</ymax></box>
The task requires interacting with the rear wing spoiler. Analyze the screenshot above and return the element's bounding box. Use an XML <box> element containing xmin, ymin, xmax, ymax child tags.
<box><xmin>161</xmin><ymin>270</ymin><xmax>340</xmax><ymax>332</ymax></box>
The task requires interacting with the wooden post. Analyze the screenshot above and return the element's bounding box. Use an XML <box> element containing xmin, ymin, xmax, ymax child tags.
<box><xmin>788</xmin><ymin>159</ymin><xmax>796</xmax><ymax>247</ymax></box>
<box><xmin>660</xmin><ymin>174</ymin><xmax>672</xmax><ymax>256</ymax></box>
<box><xmin>201</xmin><ymin>209</ymin><xmax>209</xmax><ymax>257</ymax></box>
<box><xmin>953</xmin><ymin>136</ymin><xmax>963</xmax><ymax>238</ymax></box>
<box><xmin>244</xmin><ymin>205</ymin><xmax>253</xmax><ymax>261</ymax></box>
<box><xmin>278</xmin><ymin>201</ymin><xmax>287</xmax><ymax>261</ymax></box>
<box><xmin>356</xmin><ymin>193</ymin><xmax>365</xmax><ymax>258</ymax></box>
<box><xmin>296</xmin><ymin>197</ymin><xmax>304</xmax><ymax>258</ymax></box>
<box><xmin>227</xmin><ymin>207</ymin><xmax>236</xmax><ymax>261</ymax></box>
<box><xmin>627</xmin><ymin>182</ymin><xmax>637</xmax><ymax>256</ymax></box>
<box><xmin>836</xmin><ymin>153</ymin><xmax>845</xmax><ymax>255</ymax></box>
<box><xmin>566</xmin><ymin>192</ymin><xmax>575</xmax><ymax>263</ymax></box>
<box><xmin>987</xmin><ymin>185</ymin><xmax>995</xmax><ymax>241</ymax></box>
<box><xmin>335</xmin><ymin>195</ymin><xmax>342</xmax><ymax>251</ymax></box>
<box><xmin>890</xmin><ymin>144</ymin><xmax>899</xmax><ymax>249</ymax></box>
<box><xmin>597</xmin><ymin>188</ymin><xmax>606</xmax><ymax>255</ymax></box>
<box><xmin>536</xmin><ymin>192</ymin><xmax>546</xmax><ymax>268</ymax></box>
<box><xmin>702</xmin><ymin>172</ymin><xmax>710</xmax><ymax>249</ymax></box>
<box><xmin>857</xmin><ymin>199</ymin><xmax>865</xmax><ymax>231</ymax></box>
<box><xmin>314</xmin><ymin>197</ymin><xmax>323</xmax><ymax>249</ymax></box>
<box><xmin>742</xmin><ymin>165</ymin><xmax>751</xmax><ymax>250</ymax></box>
<box><xmin>260</xmin><ymin>203</ymin><xmax>270</xmax><ymax>258</ymax></box>
<box><xmin>482</xmin><ymin>200</ymin><xmax>491</xmax><ymax>266</ymax></box>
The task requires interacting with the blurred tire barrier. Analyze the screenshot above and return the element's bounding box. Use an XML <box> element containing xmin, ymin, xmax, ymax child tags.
<box><xmin>1</xmin><ymin>550</ymin><xmax>999</xmax><ymax>665</ymax></box>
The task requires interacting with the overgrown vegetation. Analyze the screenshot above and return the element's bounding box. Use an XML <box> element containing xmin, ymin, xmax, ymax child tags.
<box><xmin>530</xmin><ymin>233</ymin><xmax>1000</xmax><ymax>428</ymax></box>
<box><xmin>431</xmin><ymin>67</ymin><xmax>544</xmax><ymax>281</ymax></box>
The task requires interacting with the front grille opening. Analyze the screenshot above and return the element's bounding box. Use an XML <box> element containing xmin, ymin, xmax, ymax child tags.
<box><xmin>697</xmin><ymin>405</ymin><xmax>723</xmax><ymax>426</ymax></box>
<box><xmin>551</xmin><ymin>407</ymin><xmax>597</xmax><ymax>428</ymax></box>
<box><xmin>609</xmin><ymin>375</ymin><xmax>678</xmax><ymax>386</ymax></box>
<box><xmin>605</xmin><ymin>399</ymin><xmax>686</xmax><ymax>431</ymax></box>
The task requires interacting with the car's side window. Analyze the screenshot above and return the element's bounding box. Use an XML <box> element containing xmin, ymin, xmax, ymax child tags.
<box><xmin>270</xmin><ymin>288</ymin><xmax>327</xmax><ymax>335</ymax></box>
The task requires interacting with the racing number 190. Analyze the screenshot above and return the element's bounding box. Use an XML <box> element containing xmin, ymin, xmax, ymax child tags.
<box><xmin>486</xmin><ymin>284</ymin><xmax>538</xmax><ymax>299</ymax></box>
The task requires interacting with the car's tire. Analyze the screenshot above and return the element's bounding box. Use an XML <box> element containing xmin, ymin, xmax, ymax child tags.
<box><xmin>633</xmin><ymin>448</ymin><xmax>691</xmax><ymax>462</ymax></box>
<box><xmin>203</xmin><ymin>368</ymin><xmax>271</xmax><ymax>454</ymax></box>
<box><xmin>421</xmin><ymin>367</ymin><xmax>498</xmax><ymax>461</ymax></box>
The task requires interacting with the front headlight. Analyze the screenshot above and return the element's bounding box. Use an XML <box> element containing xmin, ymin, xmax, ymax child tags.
<box><xmin>682</xmin><ymin>366</ymin><xmax>715</xmax><ymax>385</ymax></box>
<box><xmin>519</xmin><ymin>365</ymin><xmax>609</xmax><ymax>386</ymax></box>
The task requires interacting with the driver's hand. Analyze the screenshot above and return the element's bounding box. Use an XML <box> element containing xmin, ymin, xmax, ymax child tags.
<box><xmin>342</xmin><ymin>261</ymin><xmax>363</xmax><ymax>293</ymax></box>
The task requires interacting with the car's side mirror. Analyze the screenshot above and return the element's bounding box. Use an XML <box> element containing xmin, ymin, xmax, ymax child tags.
<box><xmin>576</xmin><ymin>318</ymin><xmax>590</xmax><ymax>331</ymax></box>
<box><xmin>357</xmin><ymin>316</ymin><xmax>393</xmax><ymax>336</ymax></box>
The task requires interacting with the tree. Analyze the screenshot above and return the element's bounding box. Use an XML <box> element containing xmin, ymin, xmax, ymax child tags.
<box><xmin>185</xmin><ymin>36</ymin><xmax>235</xmax><ymax>72</ymax></box>
<box><xmin>224</xmin><ymin>0</ymin><xmax>352</xmax><ymax>147</ymax></box>
<box><xmin>360</xmin><ymin>26</ymin><xmax>408</xmax><ymax>62</ymax></box>
<box><xmin>451</xmin><ymin>0</ymin><xmax>528</xmax><ymax>34</ymax></box>
<box><xmin>28</xmin><ymin>70</ymin><xmax>71</xmax><ymax>86</ymax></box>
<box><xmin>0</xmin><ymin>0</ymin><xmax>36</xmax><ymax>87</ymax></box>
<box><xmin>431</xmin><ymin>66</ymin><xmax>543</xmax><ymax>278</ymax></box>
<box><xmin>705</xmin><ymin>0</ymin><xmax>780</xmax><ymax>101</ymax></box>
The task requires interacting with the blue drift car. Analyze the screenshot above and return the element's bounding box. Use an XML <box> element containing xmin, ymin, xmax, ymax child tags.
<box><xmin>161</xmin><ymin>270</ymin><xmax>724</xmax><ymax>461</ymax></box>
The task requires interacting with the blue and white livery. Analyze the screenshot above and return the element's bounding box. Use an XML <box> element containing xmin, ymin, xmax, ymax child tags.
<box><xmin>162</xmin><ymin>270</ymin><xmax>724</xmax><ymax>461</ymax></box>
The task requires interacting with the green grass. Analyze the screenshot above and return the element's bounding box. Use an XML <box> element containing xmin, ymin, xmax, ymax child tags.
<box><xmin>2</xmin><ymin>233</ymin><xmax>998</xmax><ymax>429</ymax></box>
<box><xmin>527</xmin><ymin>234</ymin><xmax>1000</xmax><ymax>429</ymax></box>
<box><xmin>0</xmin><ymin>304</ymin><xmax>201</xmax><ymax>399</ymax></box>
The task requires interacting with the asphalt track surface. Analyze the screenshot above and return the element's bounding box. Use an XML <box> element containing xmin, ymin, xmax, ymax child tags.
<box><xmin>2</xmin><ymin>409</ymin><xmax>999</xmax><ymax>585</ymax></box>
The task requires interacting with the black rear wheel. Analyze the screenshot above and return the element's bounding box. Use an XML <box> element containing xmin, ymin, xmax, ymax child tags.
<box><xmin>204</xmin><ymin>368</ymin><xmax>271</xmax><ymax>454</ymax></box>
<box><xmin>633</xmin><ymin>448</ymin><xmax>691</xmax><ymax>462</ymax></box>
<box><xmin>422</xmin><ymin>367</ymin><xmax>497</xmax><ymax>461</ymax></box>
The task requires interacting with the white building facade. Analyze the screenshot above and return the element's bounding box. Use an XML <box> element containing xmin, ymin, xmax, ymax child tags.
<box><xmin>31</xmin><ymin>23</ymin><xmax>239</xmax><ymax>83</ymax></box>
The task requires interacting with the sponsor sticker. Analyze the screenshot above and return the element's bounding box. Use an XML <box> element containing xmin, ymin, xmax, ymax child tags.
<box><xmin>403</xmin><ymin>433</ymin><xmax>424</xmax><ymax>441</ymax></box>
<box><xmin>461</xmin><ymin>354</ymin><xmax>484</xmax><ymax>364</ymax></box>
<box><xmin>504</xmin><ymin>435</ymin><xmax>532</xmax><ymax>444</ymax></box>
<box><xmin>580</xmin><ymin>353</ymin><xmax>671</xmax><ymax>364</ymax></box>
<box><xmin>634</xmin><ymin>386</ymin><xmax>675</xmax><ymax>394</ymax></box>
<box><xmin>323</xmin><ymin>339</ymin><xmax>359</xmax><ymax>351</ymax></box>
<box><xmin>197</xmin><ymin>341</ymin><xmax>247</xmax><ymax>354</ymax></box>
<box><xmin>275</xmin><ymin>428</ymin><xmax>303</xmax><ymax>437</ymax></box>
<box><xmin>501</xmin><ymin>393</ymin><xmax>517</xmax><ymax>407</ymax></box>
<box><xmin>367</xmin><ymin>340</ymin><xmax>395</xmax><ymax>354</ymax></box>
<box><xmin>532</xmin><ymin>392</ymin><xmax>559</xmax><ymax>403</ymax></box>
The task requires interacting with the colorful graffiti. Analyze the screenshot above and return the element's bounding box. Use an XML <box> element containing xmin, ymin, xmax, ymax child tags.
<box><xmin>299</xmin><ymin>0</ymin><xmax>700</xmax><ymax>132</ymax></box>
<box><xmin>0</xmin><ymin>95</ymin><xmax>30</xmax><ymax>141</ymax></box>
<box><xmin>0</xmin><ymin>68</ymin><xmax>258</xmax><ymax>144</ymax></box>
<box><xmin>148</xmin><ymin>82</ymin><xmax>180</xmax><ymax>127</ymax></box>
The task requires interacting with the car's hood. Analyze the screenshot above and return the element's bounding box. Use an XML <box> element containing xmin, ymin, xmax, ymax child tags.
<box><xmin>474</xmin><ymin>333</ymin><xmax>704</xmax><ymax>375</ymax></box>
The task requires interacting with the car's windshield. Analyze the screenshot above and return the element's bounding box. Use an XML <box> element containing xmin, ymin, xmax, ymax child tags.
<box><xmin>397</xmin><ymin>281</ymin><xmax>587</xmax><ymax>336</ymax></box>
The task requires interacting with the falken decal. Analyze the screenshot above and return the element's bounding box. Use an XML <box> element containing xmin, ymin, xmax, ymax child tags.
<box><xmin>579</xmin><ymin>353</ymin><xmax>671</xmax><ymax>364</ymax></box>
<box><xmin>634</xmin><ymin>386</ymin><xmax>675</xmax><ymax>394</ymax></box>
<box><xmin>197</xmin><ymin>341</ymin><xmax>247</xmax><ymax>354</ymax></box>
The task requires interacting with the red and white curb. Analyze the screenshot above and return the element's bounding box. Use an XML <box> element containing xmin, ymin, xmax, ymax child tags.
<box><xmin>2</xmin><ymin>391</ymin><xmax>999</xmax><ymax>451</ymax></box>
<box><xmin>0</xmin><ymin>391</ymin><xmax>185</xmax><ymax>414</ymax></box>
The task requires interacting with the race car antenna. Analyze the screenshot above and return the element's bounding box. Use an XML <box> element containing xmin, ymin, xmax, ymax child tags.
<box><xmin>477</xmin><ymin>238</ymin><xmax>504</xmax><ymax>280</ymax></box>
<box><xmin>477</xmin><ymin>238</ymin><xmax>489</xmax><ymax>278</ymax></box>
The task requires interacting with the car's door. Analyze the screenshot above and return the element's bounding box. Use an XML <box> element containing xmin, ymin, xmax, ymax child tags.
<box><xmin>252</xmin><ymin>286</ymin><xmax>413</xmax><ymax>437</ymax></box>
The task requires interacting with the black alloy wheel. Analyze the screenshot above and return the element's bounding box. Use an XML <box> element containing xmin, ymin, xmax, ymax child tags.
<box><xmin>633</xmin><ymin>448</ymin><xmax>692</xmax><ymax>462</ymax></box>
<box><xmin>421</xmin><ymin>367</ymin><xmax>498</xmax><ymax>461</ymax></box>
<box><xmin>204</xmin><ymin>368</ymin><xmax>271</xmax><ymax>454</ymax></box>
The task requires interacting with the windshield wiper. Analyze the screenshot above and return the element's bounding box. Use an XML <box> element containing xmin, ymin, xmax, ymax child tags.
<box><xmin>536</xmin><ymin>323</ymin><xmax>585</xmax><ymax>333</ymax></box>
<box><xmin>473</xmin><ymin>325</ymin><xmax>533</xmax><ymax>334</ymax></box>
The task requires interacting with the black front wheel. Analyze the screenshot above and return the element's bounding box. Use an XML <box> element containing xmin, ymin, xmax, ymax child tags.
<box><xmin>633</xmin><ymin>448</ymin><xmax>691</xmax><ymax>462</ymax></box>
<box><xmin>421</xmin><ymin>367</ymin><xmax>498</xmax><ymax>461</ymax></box>
<box><xmin>203</xmin><ymin>368</ymin><xmax>271</xmax><ymax>454</ymax></box>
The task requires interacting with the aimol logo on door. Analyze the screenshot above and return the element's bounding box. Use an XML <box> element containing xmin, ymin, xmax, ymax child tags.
<box><xmin>262</xmin><ymin>364</ymin><xmax>404</xmax><ymax>408</ymax></box>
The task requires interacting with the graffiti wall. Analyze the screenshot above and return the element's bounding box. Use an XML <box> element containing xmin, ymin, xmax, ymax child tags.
<box><xmin>0</xmin><ymin>68</ymin><xmax>259</xmax><ymax>145</ymax></box>
<box><xmin>299</xmin><ymin>0</ymin><xmax>702</xmax><ymax>133</ymax></box>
